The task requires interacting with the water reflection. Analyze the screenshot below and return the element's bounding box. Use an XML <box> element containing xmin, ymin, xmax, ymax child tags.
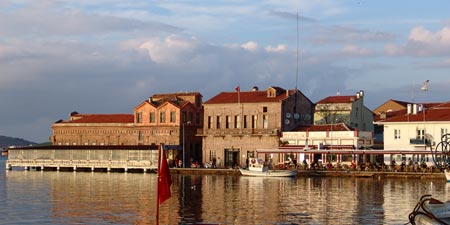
<box><xmin>2</xmin><ymin>158</ymin><xmax>450</xmax><ymax>225</ymax></box>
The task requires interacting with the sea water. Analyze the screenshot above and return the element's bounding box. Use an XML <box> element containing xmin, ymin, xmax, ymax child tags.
<box><xmin>1</xmin><ymin>157</ymin><xmax>450</xmax><ymax>225</ymax></box>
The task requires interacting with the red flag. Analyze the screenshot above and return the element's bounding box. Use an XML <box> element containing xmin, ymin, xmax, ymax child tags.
<box><xmin>235</xmin><ymin>86</ymin><xmax>240</xmax><ymax>92</ymax></box>
<box><xmin>158</xmin><ymin>149</ymin><xmax>172</xmax><ymax>204</ymax></box>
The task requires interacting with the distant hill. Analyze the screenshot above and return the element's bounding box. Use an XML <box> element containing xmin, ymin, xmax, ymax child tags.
<box><xmin>0</xmin><ymin>135</ymin><xmax>37</xmax><ymax>149</ymax></box>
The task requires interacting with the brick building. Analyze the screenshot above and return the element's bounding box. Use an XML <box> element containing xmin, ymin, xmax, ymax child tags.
<box><xmin>199</xmin><ymin>86</ymin><xmax>314</xmax><ymax>168</ymax></box>
<box><xmin>51</xmin><ymin>92</ymin><xmax>203</xmax><ymax>165</ymax></box>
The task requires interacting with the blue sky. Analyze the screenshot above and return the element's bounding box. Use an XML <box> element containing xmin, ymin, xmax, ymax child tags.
<box><xmin>1</xmin><ymin>0</ymin><xmax>450</xmax><ymax>142</ymax></box>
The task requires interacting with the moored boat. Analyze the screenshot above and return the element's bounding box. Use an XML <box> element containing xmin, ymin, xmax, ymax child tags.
<box><xmin>409</xmin><ymin>194</ymin><xmax>450</xmax><ymax>225</ymax></box>
<box><xmin>239</xmin><ymin>158</ymin><xmax>297</xmax><ymax>177</ymax></box>
<box><xmin>1</xmin><ymin>149</ymin><xmax>7</xmax><ymax>157</ymax></box>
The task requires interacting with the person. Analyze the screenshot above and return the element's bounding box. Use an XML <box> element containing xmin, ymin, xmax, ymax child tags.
<box><xmin>217</xmin><ymin>157</ymin><xmax>222</xmax><ymax>168</ymax></box>
<box><xmin>212</xmin><ymin>157</ymin><xmax>217</xmax><ymax>168</ymax></box>
<box><xmin>292</xmin><ymin>158</ymin><xmax>297</xmax><ymax>168</ymax></box>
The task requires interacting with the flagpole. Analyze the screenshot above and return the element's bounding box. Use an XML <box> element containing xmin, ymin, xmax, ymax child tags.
<box><xmin>156</xmin><ymin>144</ymin><xmax>161</xmax><ymax>225</ymax></box>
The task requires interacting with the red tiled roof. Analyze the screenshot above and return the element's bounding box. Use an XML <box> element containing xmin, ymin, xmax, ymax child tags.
<box><xmin>316</xmin><ymin>95</ymin><xmax>357</xmax><ymax>104</ymax></box>
<box><xmin>59</xmin><ymin>114</ymin><xmax>134</xmax><ymax>123</ymax></box>
<box><xmin>293</xmin><ymin>123</ymin><xmax>356</xmax><ymax>132</ymax></box>
<box><xmin>205</xmin><ymin>89</ymin><xmax>292</xmax><ymax>104</ymax></box>
<box><xmin>377</xmin><ymin>102</ymin><xmax>450</xmax><ymax>123</ymax></box>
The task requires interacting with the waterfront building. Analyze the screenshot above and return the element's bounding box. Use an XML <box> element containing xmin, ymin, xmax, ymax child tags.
<box><xmin>199</xmin><ymin>86</ymin><xmax>314</xmax><ymax>168</ymax></box>
<box><xmin>51</xmin><ymin>92</ymin><xmax>203</xmax><ymax>164</ymax></box>
<box><xmin>280</xmin><ymin>123</ymin><xmax>374</xmax><ymax>165</ymax></box>
<box><xmin>374</xmin><ymin>101</ymin><xmax>450</xmax><ymax>165</ymax></box>
<box><xmin>314</xmin><ymin>90</ymin><xmax>374</xmax><ymax>132</ymax></box>
<box><xmin>373</xmin><ymin>99</ymin><xmax>441</xmax><ymax>144</ymax></box>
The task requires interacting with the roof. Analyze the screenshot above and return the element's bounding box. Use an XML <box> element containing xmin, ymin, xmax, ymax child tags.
<box><xmin>292</xmin><ymin>123</ymin><xmax>356</xmax><ymax>132</ymax></box>
<box><xmin>205</xmin><ymin>87</ymin><xmax>293</xmax><ymax>104</ymax></box>
<box><xmin>376</xmin><ymin>101</ymin><xmax>450</xmax><ymax>123</ymax></box>
<box><xmin>141</xmin><ymin>92</ymin><xmax>201</xmax><ymax>108</ymax></box>
<box><xmin>58</xmin><ymin>114</ymin><xmax>134</xmax><ymax>124</ymax></box>
<box><xmin>316</xmin><ymin>95</ymin><xmax>357</xmax><ymax>104</ymax></box>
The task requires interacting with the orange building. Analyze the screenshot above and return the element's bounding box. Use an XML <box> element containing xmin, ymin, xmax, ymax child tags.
<box><xmin>51</xmin><ymin>92</ymin><xmax>203</xmax><ymax>164</ymax></box>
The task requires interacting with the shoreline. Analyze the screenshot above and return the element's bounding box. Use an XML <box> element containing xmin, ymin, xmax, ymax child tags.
<box><xmin>170</xmin><ymin>168</ymin><xmax>445</xmax><ymax>179</ymax></box>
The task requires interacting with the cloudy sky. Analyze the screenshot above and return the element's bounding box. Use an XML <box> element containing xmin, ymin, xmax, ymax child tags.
<box><xmin>1</xmin><ymin>0</ymin><xmax>450</xmax><ymax>143</ymax></box>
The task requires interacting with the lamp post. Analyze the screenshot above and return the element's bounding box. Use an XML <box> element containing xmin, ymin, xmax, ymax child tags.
<box><xmin>182</xmin><ymin>121</ymin><xmax>191</xmax><ymax>168</ymax></box>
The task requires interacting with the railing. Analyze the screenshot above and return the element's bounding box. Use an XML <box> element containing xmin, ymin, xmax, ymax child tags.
<box><xmin>409</xmin><ymin>138</ymin><xmax>431</xmax><ymax>145</ymax></box>
<box><xmin>196</xmin><ymin>128</ymin><xmax>279</xmax><ymax>136</ymax></box>
<box><xmin>6</xmin><ymin>147</ymin><xmax>159</xmax><ymax>171</ymax></box>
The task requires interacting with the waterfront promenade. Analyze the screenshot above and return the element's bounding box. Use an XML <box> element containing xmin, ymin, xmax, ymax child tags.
<box><xmin>170</xmin><ymin>167</ymin><xmax>445</xmax><ymax>179</ymax></box>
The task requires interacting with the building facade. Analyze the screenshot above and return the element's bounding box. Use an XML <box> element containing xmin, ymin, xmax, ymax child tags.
<box><xmin>374</xmin><ymin>102</ymin><xmax>450</xmax><ymax>165</ymax></box>
<box><xmin>199</xmin><ymin>86</ymin><xmax>314</xmax><ymax>168</ymax></box>
<box><xmin>314</xmin><ymin>90</ymin><xmax>374</xmax><ymax>132</ymax></box>
<box><xmin>280</xmin><ymin>123</ymin><xmax>374</xmax><ymax>165</ymax></box>
<box><xmin>51</xmin><ymin>92</ymin><xmax>204</xmax><ymax>165</ymax></box>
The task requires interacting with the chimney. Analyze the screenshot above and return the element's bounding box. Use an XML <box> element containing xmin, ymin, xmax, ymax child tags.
<box><xmin>407</xmin><ymin>104</ymin><xmax>412</xmax><ymax>114</ymax></box>
<box><xmin>412</xmin><ymin>104</ymin><xmax>418</xmax><ymax>115</ymax></box>
<box><xmin>252</xmin><ymin>86</ymin><xmax>259</xmax><ymax>91</ymax></box>
<box><xmin>356</xmin><ymin>92</ymin><xmax>360</xmax><ymax>99</ymax></box>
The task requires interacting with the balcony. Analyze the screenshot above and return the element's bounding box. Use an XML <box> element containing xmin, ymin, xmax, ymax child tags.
<box><xmin>409</xmin><ymin>138</ymin><xmax>431</xmax><ymax>145</ymax></box>
<box><xmin>196</xmin><ymin>128</ymin><xmax>279</xmax><ymax>137</ymax></box>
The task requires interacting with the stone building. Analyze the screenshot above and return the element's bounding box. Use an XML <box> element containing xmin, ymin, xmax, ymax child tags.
<box><xmin>51</xmin><ymin>92</ymin><xmax>203</xmax><ymax>165</ymax></box>
<box><xmin>199</xmin><ymin>86</ymin><xmax>314</xmax><ymax>168</ymax></box>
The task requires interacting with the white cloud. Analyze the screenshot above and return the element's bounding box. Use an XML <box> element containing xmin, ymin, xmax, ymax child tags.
<box><xmin>386</xmin><ymin>26</ymin><xmax>450</xmax><ymax>56</ymax></box>
<box><xmin>240</xmin><ymin>41</ymin><xmax>259</xmax><ymax>52</ymax></box>
<box><xmin>341</xmin><ymin>44</ymin><xmax>372</xmax><ymax>56</ymax></box>
<box><xmin>265</xmin><ymin>44</ymin><xmax>287</xmax><ymax>53</ymax></box>
<box><xmin>139</xmin><ymin>35</ymin><xmax>197</xmax><ymax>64</ymax></box>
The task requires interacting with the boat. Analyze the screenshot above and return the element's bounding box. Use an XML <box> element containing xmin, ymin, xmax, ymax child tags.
<box><xmin>1</xmin><ymin>149</ymin><xmax>7</xmax><ymax>157</ymax></box>
<box><xmin>409</xmin><ymin>194</ymin><xmax>450</xmax><ymax>224</ymax></box>
<box><xmin>238</xmin><ymin>158</ymin><xmax>297</xmax><ymax>177</ymax></box>
<box><xmin>445</xmin><ymin>169</ymin><xmax>450</xmax><ymax>182</ymax></box>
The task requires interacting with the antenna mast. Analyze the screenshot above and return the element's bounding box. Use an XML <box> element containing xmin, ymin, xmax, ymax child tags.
<box><xmin>296</xmin><ymin>12</ymin><xmax>299</xmax><ymax>91</ymax></box>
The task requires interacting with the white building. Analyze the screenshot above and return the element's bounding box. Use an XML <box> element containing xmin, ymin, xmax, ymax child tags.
<box><xmin>374</xmin><ymin>102</ymin><xmax>450</xmax><ymax>165</ymax></box>
<box><xmin>280</xmin><ymin>123</ymin><xmax>373</xmax><ymax>165</ymax></box>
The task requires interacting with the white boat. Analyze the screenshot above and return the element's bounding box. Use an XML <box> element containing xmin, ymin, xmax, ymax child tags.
<box><xmin>239</xmin><ymin>158</ymin><xmax>297</xmax><ymax>177</ymax></box>
<box><xmin>409</xmin><ymin>194</ymin><xmax>450</xmax><ymax>225</ymax></box>
<box><xmin>445</xmin><ymin>169</ymin><xmax>450</xmax><ymax>182</ymax></box>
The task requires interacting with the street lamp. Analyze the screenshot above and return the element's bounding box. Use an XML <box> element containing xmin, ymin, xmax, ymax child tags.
<box><xmin>182</xmin><ymin>121</ymin><xmax>191</xmax><ymax>168</ymax></box>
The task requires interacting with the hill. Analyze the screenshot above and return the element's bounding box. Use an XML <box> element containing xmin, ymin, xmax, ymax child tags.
<box><xmin>0</xmin><ymin>135</ymin><xmax>37</xmax><ymax>149</ymax></box>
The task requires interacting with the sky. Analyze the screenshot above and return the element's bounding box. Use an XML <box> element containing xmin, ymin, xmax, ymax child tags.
<box><xmin>1</xmin><ymin>0</ymin><xmax>450</xmax><ymax>143</ymax></box>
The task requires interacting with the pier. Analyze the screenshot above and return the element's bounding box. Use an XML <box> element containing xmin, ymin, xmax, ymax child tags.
<box><xmin>5</xmin><ymin>145</ymin><xmax>159</xmax><ymax>172</ymax></box>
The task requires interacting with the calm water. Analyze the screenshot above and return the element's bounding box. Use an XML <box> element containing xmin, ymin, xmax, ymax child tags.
<box><xmin>1</xmin><ymin>156</ymin><xmax>450</xmax><ymax>225</ymax></box>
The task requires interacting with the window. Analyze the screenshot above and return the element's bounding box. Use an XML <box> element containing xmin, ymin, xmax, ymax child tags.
<box><xmin>209</xmin><ymin>150</ymin><xmax>216</xmax><ymax>162</ymax></box>
<box><xmin>394</xmin><ymin>129</ymin><xmax>401</xmax><ymax>139</ymax></box>
<box><xmin>150</xmin><ymin>112</ymin><xmax>155</xmax><ymax>123</ymax></box>
<box><xmin>138</xmin><ymin>131</ymin><xmax>143</xmax><ymax>141</ymax></box>
<box><xmin>136</xmin><ymin>112</ymin><xmax>142</xmax><ymax>123</ymax></box>
<box><xmin>225</xmin><ymin>116</ymin><xmax>230</xmax><ymax>128</ymax></box>
<box><xmin>189</xmin><ymin>112</ymin><xmax>193</xmax><ymax>123</ymax></box>
<box><xmin>160</xmin><ymin>111</ymin><xmax>166</xmax><ymax>123</ymax></box>
<box><xmin>196</xmin><ymin>112</ymin><xmax>200</xmax><ymax>124</ymax></box>
<box><xmin>170</xmin><ymin>111</ymin><xmax>176</xmax><ymax>123</ymax></box>
<box><xmin>208</xmin><ymin>116</ymin><xmax>212</xmax><ymax>129</ymax></box>
<box><xmin>216</xmin><ymin>116</ymin><xmax>221</xmax><ymax>129</ymax></box>
<box><xmin>355</xmin><ymin>107</ymin><xmax>359</xmax><ymax>118</ymax></box>
<box><xmin>263</xmin><ymin>107</ymin><xmax>268</xmax><ymax>113</ymax></box>
<box><xmin>251</xmin><ymin>115</ymin><xmax>257</xmax><ymax>129</ymax></box>
<box><xmin>417</xmin><ymin>129</ymin><xmax>425</xmax><ymax>140</ymax></box>
<box><xmin>441</xmin><ymin>128</ymin><xmax>448</xmax><ymax>138</ymax></box>
<box><xmin>263</xmin><ymin>115</ymin><xmax>268</xmax><ymax>128</ymax></box>
<box><xmin>234</xmin><ymin>115</ymin><xmax>240</xmax><ymax>129</ymax></box>
<box><xmin>244</xmin><ymin>115</ymin><xmax>248</xmax><ymax>128</ymax></box>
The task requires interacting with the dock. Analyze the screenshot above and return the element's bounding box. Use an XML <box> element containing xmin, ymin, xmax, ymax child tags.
<box><xmin>5</xmin><ymin>145</ymin><xmax>159</xmax><ymax>172</ymax></box>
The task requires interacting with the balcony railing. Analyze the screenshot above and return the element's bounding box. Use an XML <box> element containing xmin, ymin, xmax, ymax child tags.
<box><xmin>196</xmin><ymin>128</ymin><xmax>279</xmax><ymax>136</ymax></box>
<box><xmin>409</xmin><ymin>138</ymin><xmax>431</xmax><ymax>145</ymax></box>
